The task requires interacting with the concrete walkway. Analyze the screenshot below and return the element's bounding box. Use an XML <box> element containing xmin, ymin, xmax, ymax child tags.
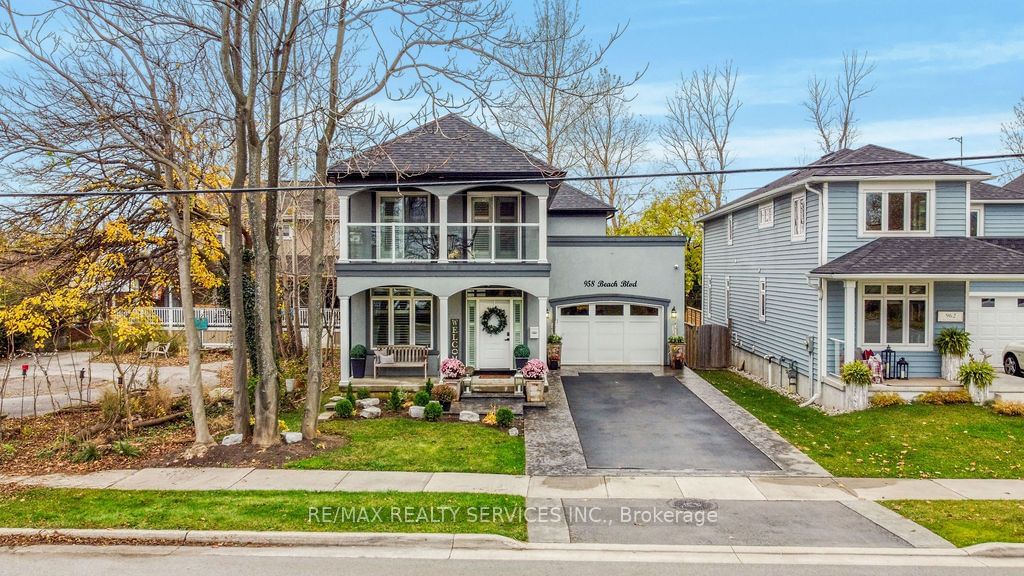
<box><xmin>5</xmin><ymin>468</ymin><xmax>1024</xmax><ymax>501</ymax></box>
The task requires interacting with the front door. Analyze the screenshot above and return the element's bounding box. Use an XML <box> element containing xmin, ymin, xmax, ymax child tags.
<box><xmin>476</xmin><ymin>299</ymin><xmax>513</xmax><ymax>370</ymax></box>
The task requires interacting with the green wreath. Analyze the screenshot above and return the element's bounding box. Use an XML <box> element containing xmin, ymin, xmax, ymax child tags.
<box><xmin>480</xmin><ymin>306</ymin><xmax>508</xmax><ymax>335</ymax></box>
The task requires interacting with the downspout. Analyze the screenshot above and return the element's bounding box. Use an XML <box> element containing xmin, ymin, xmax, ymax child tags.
<box><xmin>800</xmin><ymin>183</ymin><xmax>824</xmax><ymax>407</ymax></box>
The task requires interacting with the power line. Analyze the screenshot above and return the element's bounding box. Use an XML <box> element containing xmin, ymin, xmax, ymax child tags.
<box><xmin>0</xmin><ymin>152</ymin><xmax>1020</xmax><ymax>199</ymax></box>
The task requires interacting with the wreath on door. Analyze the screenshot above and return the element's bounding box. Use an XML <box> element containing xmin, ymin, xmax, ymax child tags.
<box><xmin>480</xmin><ymin>306</ymin><xmax>508</xmax><ymax>335</ymax></box>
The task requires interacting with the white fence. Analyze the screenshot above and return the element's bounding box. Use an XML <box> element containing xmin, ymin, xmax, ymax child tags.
<box><xmin>154</xmin><ymin>307</ymin><xmax>337</xmax><ymax>332</ymax></box>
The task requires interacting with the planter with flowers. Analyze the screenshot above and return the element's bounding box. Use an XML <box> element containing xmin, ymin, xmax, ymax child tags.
<box><xmin>840</xmin><ymin>360</ymin><xmax>872</xmax><ymax>411</ymax></box>
<box><xmin>522</xmin><ymin>359</ymin><xmax>547</xmax><ymax>403</ymax></box>
<box><xmin>439</xmin><ymin>357</ymin><xmax>466</xmax><ymax>400</ymax></box>
<box><xmin>959</xmin><ymin>355</ymin><xmax>996</xmax><ymax>405</ymax></box>
<box><xmin>667</xmin><ymin>336</ymin><xmax>685</xmax><ymax>369</ymax></box>
<box><xmin>547</xmin><ymin>334</ymin><xmax>562</xmax><ymax>370</ymax></box>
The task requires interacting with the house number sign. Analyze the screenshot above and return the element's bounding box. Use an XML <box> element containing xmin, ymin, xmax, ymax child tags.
<box><xmin>583</xmin><ymin>279</ymin><xmax>638</xmax><ymax>288</ymax></box>
<box><xmin>449</xmin><ymin>319</ymin><xmax>460</xmax><ymax>357</ymax></box>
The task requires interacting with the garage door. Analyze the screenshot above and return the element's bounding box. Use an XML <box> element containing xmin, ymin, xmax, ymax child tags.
<box><xmin>556</xmin><ymin>302</ymin><xmax>664</xmax><ymax>365</ymax></box>
<box><xmin>966</xmin><ymin>295</ymin><xmax>1024</xmax><ymax>365</ymax></box>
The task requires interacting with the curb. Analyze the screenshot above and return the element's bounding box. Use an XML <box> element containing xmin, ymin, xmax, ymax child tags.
<box><xmin>964</xmin><ymin>542</ymin><xmax>1024</xmax><ymax>558</ymax></box>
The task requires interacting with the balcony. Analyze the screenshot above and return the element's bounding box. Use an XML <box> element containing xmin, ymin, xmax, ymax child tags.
<box><xmin>345</xmin><ymin>222</ymin><xmax>542</xmax><ymax>263</ymax></box>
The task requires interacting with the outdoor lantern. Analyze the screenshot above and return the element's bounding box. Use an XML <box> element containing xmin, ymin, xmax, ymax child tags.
<box><xmin>897</xmin><ymin>357</ymin><xmax>909</xmax><ymax>380</ymax></box>
<box><xmin>880</xmin><ymin>346</ymin><xmax>896</xmax><ymax>380</ymax></box>
<box><xmin>670</xmin><ymin>306</ymin><xmax>678</xmax><ymax>321</ymax></box>
<box><xmin>787</xmin><ymin>364</ymin><xmax>799</xmax><ymax>390</ymax></box>
<box><xmin>21</xmin><ymin>364</ymin><xmax>29</xmax><ymax>377</ymax></box>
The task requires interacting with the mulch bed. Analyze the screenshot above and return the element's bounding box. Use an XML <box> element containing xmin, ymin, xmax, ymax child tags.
<box><xmin>139</xmin><ymin>435</ymin><xmax>346</xmax><ymax>469</ymax></box>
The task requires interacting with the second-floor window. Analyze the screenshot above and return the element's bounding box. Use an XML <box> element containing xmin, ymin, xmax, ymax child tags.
<box><xmin>758</xmin><ymin>201</ymin><xmax>774</xmax><ymax>228</ymax></box>
<box><xmin>791</xmin><ymin>191</ymin><xmax>806</xmax><ymax>241</ymax></box>
<box><xmin>758</xmin><ymin>277</ymin><xmax>767</xmax><ymax>322</ymax></box>
<box><xmin>861</xmin><ymin>187</ymin><xmax>930</xmax><ymax>235</ymax></box>
<box><xmin>970</xmin><ymin>207</ymin><xmax>983</xmax><ymax>237</ymax></box>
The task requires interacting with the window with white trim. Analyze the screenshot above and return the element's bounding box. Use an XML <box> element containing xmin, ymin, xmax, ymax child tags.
<box><xmin>370</xmin><ymin>287</ymin><xmax>433</xmax><ymax>348</ymax></box>
<box><xmin>758</xmin><ymin>277</ymin><xmax>767</xmax><ymax>322</ymax></box>
<box><xmin>861</xmin><ymin>188</ymin><xmax>930</xmax><ymax>235</ymax></box>
<box><xmin>726</xmin><ymin>214</ymin><xmax>734</xmax><ymax>245</ymax></box>
<box><xmin>791</xmin><ymin>191</ymin><xmax>806</xmax><ymax>241</ymax></box>
<box><xmin>860</xmin><ymin>283</ymin><xmax>929</xmax><ymax>347</ymax></box>
<box><xmin>969</xmin><ymin>208</ymin><xmax>982</xmax><ymax>237</ymax></box>
<box><xmin>757</xmin><ymin>201</ymin><xmax>774</xmax><ymax>229</ymax></box>
<box><xmin>278</xmin><ymin>223</ymin><xmax>294</xmax><ymax>240</ymax></box>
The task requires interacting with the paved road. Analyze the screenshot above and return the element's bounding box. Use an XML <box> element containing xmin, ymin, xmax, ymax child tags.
<box><xmin>1</xmin><ymin>545</ymin><xmax>1020</xmax><ymax>576</ymax></box>
<box><xmin>561</xmin><ymin>372</ymin><xmax>778</xmax><ymax>471</ymax></box>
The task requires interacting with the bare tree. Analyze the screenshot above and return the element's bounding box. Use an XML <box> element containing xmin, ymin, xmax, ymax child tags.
<box><xmin>804</xmin><ymin>50</ymin><xmax>876</xmax><ymax>153</ymax></box>
<box><xmin>571</xmin><ymin>69</ymin><xmax>652</xmax><ymax>230</ymax></box>
<box><xmin>1001</xmin><ymin>97</ymin><xmax>1024</xmax><ymax>177</ymax></box>
<box><xmin>662</xmin><ymin>61</ymin><xmax>740</xmax><ymax>213</ymax></box>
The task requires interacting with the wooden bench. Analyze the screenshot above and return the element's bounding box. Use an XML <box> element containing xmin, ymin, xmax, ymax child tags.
<box><xmin>373</xmin><ymin>345</ymin><xmax>429</xmax><ymax>378</ymax></box>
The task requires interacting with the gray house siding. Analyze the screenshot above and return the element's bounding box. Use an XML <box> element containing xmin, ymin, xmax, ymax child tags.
<box><xmin>826</xmin><ymin>280</ymin><xmax>845</xmax><ymax>374</ymax></box>
<box><xmin>935</xmin><ymin>182</ymin><xmax>968</xmax><ymax>236</ymax></box>
<box><xmin>549</xmin><ymin>214</ymin><xmax>608</xmax><ymax>236</ymax></box>
<box><xmin>703</xmin><ymin>191</ymin><xmax>820</xmax><ymax>379</ymax></box>
<box><xmin>981</xmin><ymin>204</ymin><xmax>1024</xmax><ymax>236</ymax></box>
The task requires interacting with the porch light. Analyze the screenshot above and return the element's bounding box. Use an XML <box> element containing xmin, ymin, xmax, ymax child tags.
<box><xmin>670</xmin><ymin>306</ymin><xmax>678</xmax><ymax>320</ymax></box>
<box><xmin>897</xmin><ymin>357</ymin><xmax>909</xmax><ymax>380</ymax></box>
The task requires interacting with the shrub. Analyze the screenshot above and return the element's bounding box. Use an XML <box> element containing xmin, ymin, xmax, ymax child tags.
<box><xmin>98</xmin><ymin>388</ymin><xmax>124</xmax><ymax>421</ymax></box>
<box><xmin>992</xmin><ymin>400</ymin><xmax>1024</xmax><ymax>417</ymax></box>
<box><xmin>350</xmin><ymin>344</ymin><xmax>367</xmax><ymax>359</ymax></box>
<box><xmin>0</xmin><ymin>443</ymin><xmax>15</xmax><ymax>463</ymax></box>
<box><xmin>432</xmin><ymin>384</ymin><xmax>457</xmax><ymax>404</ymax></box>
<box><xmin>424</xmin><ymin>401</ymin><xmax>443</xmax><ymax>421</ymax></box>
<box><xmin>357</xmin><ymin>387</ymin><xmax>371</xmax><ymax>400</ymax></box>
<box><xmin>869</xmin><ymin>392</ymin><xmax>906</xmax><ymax>408</ymax></box>
<box><xmin>513</xmin><ymin>344</ymin><xmax>531</xmax><ymax>359</ymax></box>
<box><xmin>667</xmin><ymin>335</ymin><xmax>685</xmax><ymax>344</ymax></box>
<box><xmin>521</xmin><ymin>359</ymin><xmax>547</xmax><ymax>379</ymax></box>
<box><xmin>958</xmin><ymin>357</ymin><xmax>996</xmax><ymax>390</ymax></box>
<box><xmin>413</xmin><ymin>390</ymin><xmax>431</xmax><ymax>407</ymax></box>
<box><xmin>387</xmin><ymin>388</ymin><xmax>404</xmax><ymax>411</ymax></box>
<box><xmin>840</xmin><ymin>361</ymin><xmax>872</xmax><ymax>387</ymax></box>
<box><xmin>439</xmin><ymin>358</ymin><xmax>466</xmax><ymax>379</ymax></box>
<box><xmin>71</xmin><ymin>443</ymin><xmax>100</xmax><ymax>463</ymax></box>
<box><xmin>547</xmin><ymin>334</ymin><xmax>562</xmax><ymax>344</ymax></box>
<box><xmin>496</xmin><ymin>407</ymin><xmax>515</xmax><ymax>428</ymax></box>
<box><xmin>424</xmin><ymin>378</ymin><xmax>434</xmax><ymax>395</ymax></box>
<box><xmin>916</xmin><ymin>389</ymin><xmax>972</xmax><ymax>405</ymax></box>
<box><xmin>140</xmin><ymin>384</ymin><xmax>173</xmax><ymax>418</ymax></box>
<box><xmin>345</xmin><ymin>382</ymin><xmax>356</xmax><ymax>405</ymax></box>
<box><xmin>335</xmin><ymin>398</ymin><xmax>354</xmax><ymax>418</ymax></box>
<box><xmin>935</xmin><ymin>327</ymin><xmax>971</xmax><ymax>357</ymax></box>
<box><xmin>481</xmin><ymin>407</ymin><xmax>497</xmax><ymax>425</ymax></box>
<box><xmin>111</xmin><ymin>440</ymin><xmax>140</xmax><ymax>458</ymax></box>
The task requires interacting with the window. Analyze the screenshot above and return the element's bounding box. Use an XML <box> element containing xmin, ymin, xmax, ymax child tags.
<box><xmin>724</xmin><ymin>276</ymin><xmax>731</xmax><ymax>319</ymax></box>
<box><xmin>630</xmin><ymin>305</ymin><xmax>659</xmax><ymax>316</ymax></box>
<box><xmin>758</xmin><ymin>201</ymin><xmax>774</xmax><ymax>228</ymax></box>
<box><xmin>595</xmin><ymin>304</ymin><xmax>624</xmax><ymax>316</ymax></box>
<box><xmin>560</xmin><ymin>305</ymin><xmax>589</xmax><ymax>316</ymax></box>
<box><xmin>791</xmin><ymin>191</ymin><xmax>806</xmax><ymax>241</ymax></box>
<box><xmin>861</xmin><ymin>187</ymin><xmax>931</xmax><ymax>235</ymax></box>
<box><xmin>970</xmin><ymin>208</ymin><xmax>983</xmax><ymax>237</ymax></box>
<box><xmin>861</xmin><ymin>283</ymin><xmax>929</xmax><ymax>347</ymax></box>
<box><xmin>758</xmin><ymin>278</ymin><xmax>767</xmax><ymax>322</ymax></box>
<box><xmin>981</xmin><ymin>298</ymin><xmax>995</xmax><ymax>308</ymax></box>
<box><xmin>370</xmin><ymin>287</ymin><xmax>433</xmax><ymax>347</ymax></box>
<box><xmin>1018</xmin><ymin>299</ymin><xmax>1024</xmax><ymax>308</ymax></box>
<box><xmin>727</xmin><ymin>214</ymin><xmax>734</xmax><ymax>245</ymax></box>
<box><xmin>278</xmin><ymin>224</ymin><xmax>294</xmax><ymax>240</ymax></box>
<box><xmin>706</xmin><ymin>276</ymin><xmax>713</xmax><ymax>318</ymax></box>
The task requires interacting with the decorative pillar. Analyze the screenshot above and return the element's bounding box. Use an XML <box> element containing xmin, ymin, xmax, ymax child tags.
<box><xmin>537</xmin><ymin>194</ymin><xmax>548</xmax><ymax>263</ymax></box>
<box><xmin>438</xmin><ymin>295</ymin><xmax>450</xmax><ymax>359</ymax></box>
<box><xmin>843</xmin><ymin>280</ymin><xmax>856</xmax><ymax>367</ymax></box>
<box><xmin>537</xmin><ymin>296</ymin><xmax>548</xmax><ymax>359</ymax></box>
<box><xmin>339</xmin><ymin>295</ymin><xmax>351</xmax><ymax>384</ymax></box>
<box><xmin>438</xmin><ymin>195</ymin><xmax>449</xmax><ymax>263</ymax></box>
<box><xmin>338</xmin><ymin>194</ymin><xmax>350</xmax><ymax>263</ymax></box>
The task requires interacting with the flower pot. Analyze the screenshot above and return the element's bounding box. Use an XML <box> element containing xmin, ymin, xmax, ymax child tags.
<box><xmin>844</xmin><ymin>383</ymin><xmax>870</xmax><ymax>412</ymax></box>
<box><xmin>441</xmin><ymin>401</ymin><xmax>452</xmax><ymax>411</ymax></box>
<box><xmin>284</xmin><ymin>378</ymin><xmax>296</xmax><ymax>393</ymax></box>
<box><xmin>668</xmin><ymin>343</ymin><xmax>685</xmax><ymax>368</ymax></box>
<box><xmin>525</xmin><ymin>379</ymin><xmax>544</xmax><ymax>402</ymax></box>
<box><xmin>968</xmin><ymin>383</ymin><xmax>991</xmax><ymax>405</ymax></box>
<box><xmin>442</xmin><ymin>378</ymin><xmax>462</xmax><ymax>401</ymax></box>
<box><xmin>350</xmin><ymin>357</ymin><xmax>366</xmax><ymax>379</ymax></box>
<box><xmin>515</xmin><ymin>357</ymin><xmax>528</xmax><ymax>370</ymax></box>
<box><xmin>941</xmin><ymin>354</ymin><xmax>964</xmax><ymax>383</ymax></box>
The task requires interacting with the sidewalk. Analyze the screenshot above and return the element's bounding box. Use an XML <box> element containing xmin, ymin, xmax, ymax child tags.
<box><xmin>4</xmin><ymin>467</ymin><xmax>1024</xmax><ymax>501</ymax></box>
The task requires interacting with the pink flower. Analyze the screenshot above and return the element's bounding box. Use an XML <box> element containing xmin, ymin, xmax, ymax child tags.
<box><xmin>521</xmin><ymin>359</ymin><xmax>547</xmax><ymax>379</ymax></box>
<box><xmin>440</xmin><ymin>357</ymin><xmax>466</xmax><ymax>379</ymax></box>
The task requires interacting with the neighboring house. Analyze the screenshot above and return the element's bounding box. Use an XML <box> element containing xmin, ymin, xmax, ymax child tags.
<box><xmin>330</xmin><ymin>114</ymin><xmax>686</xmax><ymax>382</ymax></box>
<box><xmin>700</xmin><ymin>145</ymin><xmax>1024</xmax><ymax>410</ymax></box>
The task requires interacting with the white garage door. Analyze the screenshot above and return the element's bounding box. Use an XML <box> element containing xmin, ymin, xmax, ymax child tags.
<box><xmin>556</xmin><ymin>302</ymin><xmax>664</xmax><ymax>365</ymax></box>
<box><xmin>966</xmin><ymin>295</ymin><xmax>1024</xmax><ymax>365</ymax></box>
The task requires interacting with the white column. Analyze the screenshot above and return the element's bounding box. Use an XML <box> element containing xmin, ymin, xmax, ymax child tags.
<box><xmin>339</xmin><ymin>295</ymin><xmax>351</xmax><ymax>384</ymax></box>
<box><xmin>438</xmin><ymin>295</ymin><xmax>450</xmax><ymax>359</ymax></box>
<box><xmin>438</xmin><ymin>195</ymin><xmax>449</xmax><ymax>264</ymax></box>
<box><xmin>537</xmin><ymin>194</ymin><xmax>548</xmax><ymax>263</ymax></box>
<box><xmin>537</xmin><ymin>296</ymin><xmax>548</xmax><ymax>359</ymax></box>
<box><xmin>843</xmin><ymin>280</ymin><xmax>856</xmax><ymax>367</ymax></box>
<box><xmin>338</xmin><ymin>194</ymin><xmax>350</xmax><ymax>263</ymax></box>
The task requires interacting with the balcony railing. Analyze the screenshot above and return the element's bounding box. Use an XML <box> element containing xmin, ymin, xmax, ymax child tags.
<box><xmin>345</xmin><ymin>222</ymin><xmax>541</xmax><ymax>263</ymax></box>
<box><xmin>348</xmin><ymin>223</ymin><xmax>440</xmax><ymax>262</ymax></box>
<box><xmin>447</xmin><ymin>223</ymin><xmax>539</xmax><ymax>262</ymax></box>
<box><xmin>153</xmin><ymin>307</ymin><xmax>232</xmax><ymax>329</ymax></box>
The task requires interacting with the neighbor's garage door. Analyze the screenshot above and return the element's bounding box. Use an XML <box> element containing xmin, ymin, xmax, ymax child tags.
<box><xmin>966</xmin><ymin>295</ymin><xmax>1024</xmax><ymax>365</ymax></box>
<box><xmin>557</xmin><ymin>302</ymin><xmax>663</xmax><ymax>365</ymax></box>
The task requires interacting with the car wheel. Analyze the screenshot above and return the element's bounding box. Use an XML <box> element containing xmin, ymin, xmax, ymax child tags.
<box><xmin>1005</xmin><ymin>353</ymin><xmax>1022</xmax><ymax>377</ymax></box>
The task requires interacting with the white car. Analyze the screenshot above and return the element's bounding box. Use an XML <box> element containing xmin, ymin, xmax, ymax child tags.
<box><xmin>1004</xmin><ymin>342</ymin><xmax>1024</xmax><ymax>377</ymax></box>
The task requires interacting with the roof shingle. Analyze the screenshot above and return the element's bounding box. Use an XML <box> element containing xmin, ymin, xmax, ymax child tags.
<box><xmin>971</xmin><ymin>181</ymin><xmax>1024</xmax><ymax>201</ymax></box>
<box><xmin>810</xmin><ymin>237</ymin><xmax>1024</xmax><ymax>277</ymax></box>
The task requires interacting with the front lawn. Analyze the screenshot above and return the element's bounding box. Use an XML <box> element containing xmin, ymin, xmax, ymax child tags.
<box><xmin>881</xmin><ymin>500</ymin><xmax>1024</xmax><ymax>547</ymax></box>
<box><xmin>0</xmin><ymin>487</ymin><xmax>527</xmax><ymax>541</ymax></box>
<box><xmin>697</xmin><ymin>370</ymin><xmax>1023</xmax><ymax>479</ymax></box>
<box><xmin>285</xmin><ymin>418</ymin><xmax>525</xmax><ymax>475</ymax></box>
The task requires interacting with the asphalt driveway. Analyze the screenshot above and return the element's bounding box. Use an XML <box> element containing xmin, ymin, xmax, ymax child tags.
<box><xmin>560</xmin><ymin>372</ymin><xmax>779</xmax><ymax>472</ymax></box>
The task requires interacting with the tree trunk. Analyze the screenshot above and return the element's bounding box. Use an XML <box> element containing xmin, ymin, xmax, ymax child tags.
<box><xmin>228</xmin><ymin>192</ymin><xmax>251</xmax><ymax>438</ymax></box>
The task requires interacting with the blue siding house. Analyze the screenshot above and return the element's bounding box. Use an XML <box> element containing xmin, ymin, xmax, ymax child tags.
<box><xmin>700</xmin><ymin>145</ymin><xmax>1024</xmax><ymax>410</ymax></box>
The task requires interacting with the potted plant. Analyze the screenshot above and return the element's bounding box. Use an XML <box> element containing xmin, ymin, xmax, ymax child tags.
<box><xmin>513</xmin><ymin>344</ymin><xmax>531</xmax><ymax>370</ymax></box>
<box><xmin>350</xmin><ymin>344</ymin><xmax>367</xmax><ymax>379</ymax></box>
<box><xmin>668</xmin><ymin>335</ymin><xmax>685</xmax><ymax>369</ymax></box>
<box><xmin>431</xmin><ymin>384</ymin><xmax>457</xmax><ymax>411</ymax></box>
<box><xmin>840</xmin><ymin>360</ymin><xmax>872</xmax><ymax>411</ymax></box>
<box><xmin>522</xmin><ymin>359</ymin><xmax>547</xmax><ymax>402</ymax></box>
<box><xmin>547</xmin><ymin>334</ymin><xmax>562</xmax><ymax>369</ymax></box>
<box><xmin>439</xmin><ymin>357</ymin><xmax>465</xmax><ymax>399</ymax></box>
<box><xmin>936</xmin><ymin>327</ymin><xmax>971</xmax><ymax>382</ymax></box>
<box><xmin>958</xmin><ymin>355</ymin><xmax>996</xmax><ymax>404</ymax></box>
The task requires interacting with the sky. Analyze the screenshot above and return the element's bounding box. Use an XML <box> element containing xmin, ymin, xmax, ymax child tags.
<box><xmin>547</xmin><ymin>0</ymin><xmax>1024</xmax><ymax>199</ymax></box>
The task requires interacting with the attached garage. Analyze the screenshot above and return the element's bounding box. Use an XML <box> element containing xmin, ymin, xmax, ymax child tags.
<box><xmin>966</xmin><ymin>293</ymin><xmax>1024</xmax><ymax>365</ymax></box>
<box><xmin>556</xmin><ymin>302</ymin><xmax>664</xmax><ymax>365</ymax></box>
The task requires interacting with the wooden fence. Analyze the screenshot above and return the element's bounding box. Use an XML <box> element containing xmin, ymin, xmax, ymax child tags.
<box><xmin>684</xmin><ymin>306</ymin><xmax>703</xmax><ymax>327</ymax></box>
<box><xmin>685</xmin><ymin>323</ymin><xmax>731</xmax><ymax>370</ymax></box>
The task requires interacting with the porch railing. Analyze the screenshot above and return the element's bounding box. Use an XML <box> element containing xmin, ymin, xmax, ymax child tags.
<box><xmin>446</xmin><ymin>223</ymin><xmax>540</xmax><ymax>262</ymax></box>
<box><xmin>827</xmin><ymin>337</ymin><xmax>845</xmax><ymax>377</ymax></box>
<box><xmin>344</xmin><ymin>222</ymin><xmax>541</xmax><ymax>263</ymax></box>
<box><xmin>347</xmin><ymin>223</ymin><xmax>440</xmax><ymax>262</ymax></box>
<box><xmin>152</xmin><ymin>307</ymin><xmax>232</xmax><ymax>329</ymax></box>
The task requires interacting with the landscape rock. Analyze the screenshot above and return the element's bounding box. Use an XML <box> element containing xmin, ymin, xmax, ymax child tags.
<box><xmin>329</xmin><ymin>396</ymin><xmax>343</xmax><ymax>402</ymax></box>
<box><xmin>359</xmin><ymin>406</ymin><xmax>382</xmax><ymax>419</ymax></box>
<box><xmin>323</xmin><ymin>402</ymin><xmax>336</xmax><ymax>410</ymax></box>
<box><xmin>459</xmin><ymin>410</ymin><xmax>480</xmax><ymax>422</ymax></box>
<box><xmin>317</xmin><ymin>411</ymin><xmax>334</xmax><ymax>422</ymax></box>
<box><xmin>409</xmin><ymin>405</ymin><xmax>425</xmax><ymax>419</ymax></box>
<box><xmin>282</xmin><ymin>431</ymin><xmax>303</xmax><ymax>444</ymax></box>
<box><xmin>207</xmin><ymin>388</ymin><xmax>233</xmax><ymax>402</ymax></box>
<box><xmin>356</xmin><ymin>397</ymin><xmax>380</xmax><ymax>408</ymax></box>
<box><xmin>221</xmin><ymin>433</ymin><xmax>243</xmax><ymax>446</ymax></box>
<box><xmin>508</xmin><ymin>427</ymin><xmax>519</xmax><ymax>437</ymax></box>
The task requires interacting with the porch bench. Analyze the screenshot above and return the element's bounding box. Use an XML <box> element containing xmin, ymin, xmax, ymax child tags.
<box><xmin>373</xmin><ymin>345</ymin><xmax>429</xmax><ymax>379</ymax></box>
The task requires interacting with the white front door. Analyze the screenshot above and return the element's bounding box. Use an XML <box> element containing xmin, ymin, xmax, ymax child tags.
<box><xmin>966</xmin><ymin>294</ymin><xmax>1024</xmax><ymax>366</ymax></box>
<box><xmin>476</xmin><ymin>299</ymin><xmax>513</xmax><ymax>370</ymax></box>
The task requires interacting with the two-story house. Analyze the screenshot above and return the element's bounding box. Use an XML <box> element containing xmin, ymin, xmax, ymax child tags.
<box><xmin>700</xmin><ymin>145</ymin><xmax>1024</xmax><ymax>410</ymax></box>
<box><xmin>330</xmin><ymin>114</ymin><xmax>686</xmax><ymax>382</ymax></box>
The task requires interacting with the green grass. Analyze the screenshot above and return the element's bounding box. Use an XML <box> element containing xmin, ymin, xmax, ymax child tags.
<box><xmin>286</xmin><ymin>417</ymin><xmax>525</xmax><ymax>475</ymax></box>
<box><xmin>0</xmin><ymin>488</ymin><xmax>527</xmax><ymax>541</ymax></box>
<box><xmin>696</xmin><ymin>370</ymin><xmax>1023</xmax><ymax>479</ymax></box>
<box><xmin>881</xmin><ymin>500</ymin><xmax>1024</xmax><ymax>547</ymax></box>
